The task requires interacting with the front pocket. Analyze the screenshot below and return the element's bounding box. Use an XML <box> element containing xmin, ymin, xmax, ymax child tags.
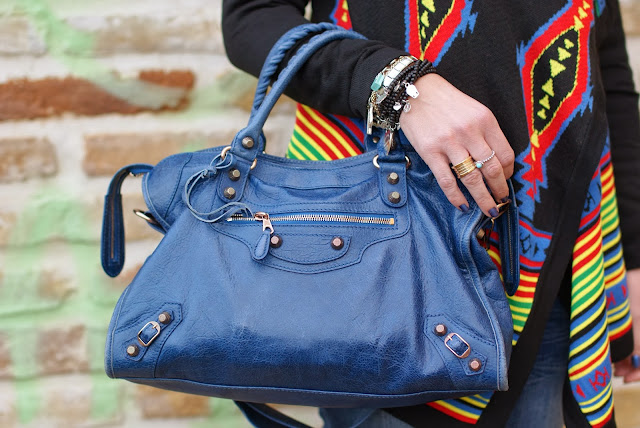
<box><xmin>213</xmin><ymin>209</ymin><xmax>409</xmax><ymax>273</ymax></box>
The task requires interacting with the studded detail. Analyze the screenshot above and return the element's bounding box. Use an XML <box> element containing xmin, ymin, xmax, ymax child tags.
<box><xmin>469</xmin><ymin>358</ymin><xmax>482</xmax><ymax>372</ymax></box>
<box><xmin>388</xmin><ymin>191</ymin><xmax>401</xmax><ymax>204</ymax></box>
<box><xmin>434</xmin><ymin>324</ymin><xmax>448</xmax><ymax>336</ymax></box>
<box><xmin>126</xmin><ymin>344</ymin><xmax>140</xmax><ymax>357</ymax></box>
<box><xmin>372</xmin><ymin>136</ymin><xmax>380</xmax><ymax>143</ymax></box>
<box><xmin>387</xmin><ymin>172</ymin><xmax>400</xmax><ymax>185</ymax></box>
<box><xmin>228</xmin><ymin>169</ymin><xmax>241</xmax><ymax>181</ymax></box>
<box><xmin>223</xmin><ymin>187</ymin><xmax>236</xmax><ymax>199</ymax></box>
<box><xmin>331</xmin><ymin>237</ymin><xmax>344</xmax><ymax>250</ymax></box>
<box><xmin>158</xmin><ymin>312</ymin><xmax>172</xmax><ymax>324</ymax></box>
<box><xmin>241</xmin><ymin>137</ymin><xmax>255</xmax><ymax>149</ymax></box>
<box><xmin>270</xmin><ymin>235</ymin><xmax>283</xmax><ymax>248</ymax></box>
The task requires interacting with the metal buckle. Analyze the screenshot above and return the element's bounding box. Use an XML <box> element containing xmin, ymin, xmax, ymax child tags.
<box><xmin>444</xmin><ymin>332</ymin><xmax>471</xmax><ymax>358</ymax></box>
<box><xmin>137</xmin><ymin>321</ymin><xmax>161</xmax><ymax>347</ymax></box>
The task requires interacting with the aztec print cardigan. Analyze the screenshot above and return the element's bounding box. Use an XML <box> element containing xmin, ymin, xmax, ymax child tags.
<box><xmin>223</xmin><ymin>0</ymin><xmax>639</xmax><ymax>426</ymax></box>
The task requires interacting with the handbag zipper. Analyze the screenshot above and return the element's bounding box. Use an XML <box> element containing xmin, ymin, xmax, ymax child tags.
<box><xmin>228</xmin><ymin>212</ymin><xmax>396</xmax><ymax>231</ymax></box>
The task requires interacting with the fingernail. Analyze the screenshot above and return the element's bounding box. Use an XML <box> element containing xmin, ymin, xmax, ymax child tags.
<box><xmin>489</xmin><ymin>207</ymin><xmax>499</xmax><ymax>218</ymax></box>
<box><xmin>459</xmin><ymin>204</ymin><xmax>469</xmax><ymax>213</ymax></box>
<box><xmin>632</xmin><ymin>354</ymin><xmax>640</xmax><ymax>369</ymax></box>
<box><xmin>500</xmin><ymin>197</ymin><xmax>509</xmax><ymax>203</ymax></box>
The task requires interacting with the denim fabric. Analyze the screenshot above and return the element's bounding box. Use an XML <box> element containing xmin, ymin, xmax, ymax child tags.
<box><xmin>320</xmin><ymin>299</ymin><xmax>570</xmax><ymax>428</ymax></box>
<box><xmin>505</xmin><ymin>298</ymin><xmax>570</xmax><ymax>428</ymax></box>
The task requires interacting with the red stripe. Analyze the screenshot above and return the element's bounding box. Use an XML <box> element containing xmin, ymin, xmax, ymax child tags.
<box><xmin>298</xmin><ymin>106</ymin><xmax>352</xmax><ymax>158</ymax></box>
<box><xmin>426</xmin><ymin>402</ymin><xmax>478</xmax><ymax>425</ymax></box>
<box><xmin>609</xmin><ymin>323</ymin><xmax>632</xmax><ymax>341</ymax></box>
<box><xmin>333</xmin><ymin>114</ymin><xmax>365</xmax><ymax>144</ymax></box>
<box><xmin>592</xmin><ymin>410</ymin><xmax>613</xmax><ymax>428</ymax></box>
<box><xmin>569</xmin><ymin>346</ymin><xmax>609</xmax><ymax>377</ymax></box>
<box><xmin>579</xmin><ymin>205</ymin><xmax>601</xmax><ymax>229</ymax></box>
<box><xmin>424</xmin><ymin>0</ymin><xmax>465</xmax><ymax>61</ymax></box>
<box><xmin>295</xmin><ymin>116</ymin><xmax>340</xmax><ymax>160</ymax></box>
<box><xmin>322</xmin><ymin>114</ymin><xmax>363</xmax><ymax>156</ymax></box>
<box><xmin>520</xmin><ymin>220</ymin><xmax>553</xmax><ymax>239</ymax></box>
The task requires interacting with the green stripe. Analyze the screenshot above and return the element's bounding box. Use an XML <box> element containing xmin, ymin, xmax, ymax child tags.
<box><xmin>292</xmin><ymin>129</ymin><xmax>326</xmax><ymax>160</ymax></box>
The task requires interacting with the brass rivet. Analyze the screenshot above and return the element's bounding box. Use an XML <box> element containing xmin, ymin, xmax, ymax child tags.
<box><xmin>476</xmin><ymin>229</ymin><xmax>486</xmax><ymax>240</ymax></box>
<box><xmin>469</xmin><ymin>358</ymin><xmax>482</xmax><ymax>372</ymax></box>
<box><xmin>388</xmin><ymin>191</ymin><xmax>401</xmax><ymax>204</ymax></box>
<box><xmin>270</xmin><ymin>235</ymin><xmax>283</xmax><ymax>248</ymax></box>
<box><xmin>223</xmin><ymin>187</ymin><xmax>236</xmax><ymax>199</ymax></box>
<box><xmin>372</xmin><ymin>136</ymin><xmax>380</xmax><ymax>143</ymax></box>
<box><xmin>387</xmin><ymin>172</ymin><xmax>400</xmax><ymax>185</ymax></box>
<box><xmin>331</xmin><ymin>237</ymin><xmax>344</xmax><ymax>250</ymax></box>
<box><xmin>158</xmin><ymin>312</ymin><xmax>172</xmax><ymax>324</ymax></box>
<box><xmin>434</xmin><ymin>324</ymin><xmax>448</xmax><ymax>336</ymax></box>
<box><xmin>126</xmin><ymin>344</ymin><xmax>139</xmax><ymax>357</ymax></box>
<box><xmin>228</xmin><ymin>168</ymin><xmax>241</xmax><ymax>181</ymax></box>
<box><xmin>241</xmin><ymin>137</ymin><xmax>254</xmax><ymax>149</ymax></box>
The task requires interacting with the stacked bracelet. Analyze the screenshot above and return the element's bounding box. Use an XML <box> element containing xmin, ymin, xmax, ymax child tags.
<box><xmin>367</xmin><ymin>56</ymin><xmax>437</xmax><ymax>134</ymax></box>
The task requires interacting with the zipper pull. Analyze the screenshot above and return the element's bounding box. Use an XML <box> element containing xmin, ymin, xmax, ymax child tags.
<box><xmin>253</xmin><ymin>212</ymin><xmax>273</xmax><ymax>260</ymax></box>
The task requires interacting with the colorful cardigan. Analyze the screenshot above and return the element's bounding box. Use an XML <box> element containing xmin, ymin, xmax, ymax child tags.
<box><xmin>285</xmin><ymin>3</ymin><xmax>632</xmax><ymax>426</ymax></box>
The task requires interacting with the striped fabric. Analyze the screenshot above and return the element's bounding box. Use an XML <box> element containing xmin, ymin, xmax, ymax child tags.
<box><xmin>286</xmin><ymin>106</ymin><xmax>631</xmax><ymax>426</ymax></box>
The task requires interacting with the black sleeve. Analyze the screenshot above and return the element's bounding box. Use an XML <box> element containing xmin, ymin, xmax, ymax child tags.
<box><xmin>599</xmin><ymin>0</ymin><xmax>640</xmax><ymax>269</ymax></box>
<box><xmin>221</xmin><ymin>0</ymin><xmax>409</xmax><ymax>118</ymax></box>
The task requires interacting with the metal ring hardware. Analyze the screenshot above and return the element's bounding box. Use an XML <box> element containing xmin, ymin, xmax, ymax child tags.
<box><xmin>491</xmin><ymin>199</ymin><xmax>511</xmax><ymax>220</ymax></box>
<box><xmin>220</xmin><ymin>145</ymin><xmax>258</xmax><ymax>170</ymax></box>
<box><xmin>372</xmin><ymin>155</ymin><xmax>411</xmax><ymax>170</ymax></box>
<box><xmin>444</xmin><ymin>332</ymin><xmax>471</xmax><ymax>359</ymax></box>
<box><xmin>137</xmin><ymin>321</ymin><xmax>161</xmax><ymax>347</ymax></box>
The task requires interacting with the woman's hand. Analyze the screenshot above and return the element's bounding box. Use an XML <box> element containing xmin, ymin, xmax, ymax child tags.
<box><xmin>399</xmin><ymin>73</ymin><xmax>515</xmax><ymax>216</ymax></box>
<box><xmin>614</xmin><ymin>268</ymin><xmax>640</xmax><ymax>383</ymax></box>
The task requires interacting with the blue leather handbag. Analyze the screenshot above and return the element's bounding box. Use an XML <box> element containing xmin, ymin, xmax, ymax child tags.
<box><xmin>101</xmin><ymin>23</ymin><xmax>519</xmax><ymax>425</ymax></box>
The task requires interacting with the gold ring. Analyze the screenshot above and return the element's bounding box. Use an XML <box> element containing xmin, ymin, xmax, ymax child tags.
<box><xmin>451</xmin><ymin>156</ymin><xmax>477</xmax><ymax>178</ymax></box>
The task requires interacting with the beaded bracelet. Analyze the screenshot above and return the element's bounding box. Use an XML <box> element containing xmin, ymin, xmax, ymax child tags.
<box><xmin>367</xmin><ymin>57</ymin><xmax>437</xmax><ymax>134</ymax></box>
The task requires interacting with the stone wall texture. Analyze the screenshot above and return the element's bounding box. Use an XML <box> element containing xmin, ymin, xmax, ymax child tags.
<box><xmin>0</xmin><ymin>1</ymin><xmax>638</xmax><ymax>427</ymax></box>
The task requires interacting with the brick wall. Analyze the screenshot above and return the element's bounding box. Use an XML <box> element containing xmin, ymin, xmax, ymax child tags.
<box><xmin>0</xmin><ymin>1</ymin><xmax>639</xmax><ymax>427</ymax></box>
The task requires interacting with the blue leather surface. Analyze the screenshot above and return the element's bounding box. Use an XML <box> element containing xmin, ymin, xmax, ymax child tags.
<box><xmin>102</xmin><ymin>23</ymin><xmax>519</xmax><ymax>413</ymax></box>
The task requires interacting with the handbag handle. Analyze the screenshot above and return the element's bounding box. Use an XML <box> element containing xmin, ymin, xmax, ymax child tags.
<box><xmin>250</xmin><ymin>22</ymin><xmax>342</xmax><ymax>118</ymax></box>
<box><xmin>230</xmin><ymin>25</ymin><xmax>366</xmax><ymax>161</ymax></box>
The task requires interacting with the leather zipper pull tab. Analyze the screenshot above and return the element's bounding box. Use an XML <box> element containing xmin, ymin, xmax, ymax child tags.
<box><xmin>253</xmin><ymin>212</ymin><xmax>273</xmax><ymax>260</ymax></box>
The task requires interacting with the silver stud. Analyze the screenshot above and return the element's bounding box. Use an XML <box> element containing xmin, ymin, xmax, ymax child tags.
<box><xmin>158</xmin><ymin>312</ymin><xmax>172</xmax><ymax>324</ymax></box>
<box><xmin>434</xmin><ymin>324</ymin><xmax>448</xmax><ymax>336</ymax></box>
<box><xmin>387</xmin><ymin>172</ymin><xmax>399</xmax><ymax>185</ymax></box>
<box><xmin>228</xmin><ymin>168</ymin><xmax>241</xmax><ymax>181</ymax></box>
<box><xmin>270</xmin><ymin>235</ymin><xmax>283</xmax><ymax>248</ymax></box>
<box><xmin>331</xmin><ymin>237</ymin><xmax>344</xmax><ymax>250</ymax></box>
<box><xmin>469</xmin><ymin>358</ymin><xmax>482</xmax><ymax>372</ymax></box>
<box><xmin>388</xmin><ymin>191</ymin><xmax>401</xmax><ymax>204</ymax></box>
<box><xmin>223</xmin><ymin>187</ymin><xmax>236</xmax><ymax>199</ymax></box>
<box><xmin>241</xmin><ymin>137</ymin><xmax>254</xmax><ymax>149</ymax></box>
<box><xmin>126</xmin><ymin>344</ymin><xmax>140</xmax><ymax>357</ymax></box>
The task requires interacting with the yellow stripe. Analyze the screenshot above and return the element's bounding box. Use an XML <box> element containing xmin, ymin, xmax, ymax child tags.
<box><xmin>459</xmin><ymin>396</ymin><xmax>490</xmax><ymax>408</ymax></box>
<box><xmin>569</xmin><ymin>301</ymin><xmax>607</xmax><ymax>357</ymax></box>
<box><xmin>578</xmin><ymin>379</ymin><xmax>611</xmax><ymax>407</ymax></box>
<box><xmin>303</xmin><ymin>105</ymin><xmax>359</xmax><ymax>157</ymax></box>
<box><xmin>520</xmin><ymin>272</ymin><xmax>539</xmax><ymax>283</ymax></box>
<box><xmin>602</xmin><ymin>246</ymin><xmax>622</xmax><ymax>270</ymax></box>
<box><xmin>607</xmin><ymin>301</ymin><xmax>630</xmax><ymax>324</ymax></box>
<box><xmin>432</xmin><ymin>401</ymin><xmax>480</xmax><ymax>421</ymax></box>
<box><xmin>581</xmin><ymin>382</ymin><xmax>612</xmax><ymax>414</ymax></box>
<box><xmin>508</xmin><ymin>294</ymin><xmax>535</xmax><ymax>304</ymax></box>
<box><xmin>604</xmin><ymin>262</ymin><xmax>625</xmax><ymax>286</ymax></box>
<box><xmin>587</xmin><ymin>399</ymin><xmax>614</xmax><ymax>427</ymax></box>
<box><xmin>573</xmin><ymin>259</ymin><xmax>604</xmax><ymax>298</ymax></box>
<box><xmin>601</xmin><ymin>231</ymin><xmax>621</xmax><ymax>254</ymax></box>
<box><xmin>608</xmin><ymin>316</ymin><xmax>632</xmax><ymax>338</ymax></box>
<box><xmin>570</xmin><ymin>339</ymin><xmax>610</xmax><ymax>381</ymax></box>
<box><xmin>572</xmin><ymin>274</ymin><xmax>605</xmax><ymax>318</ymax></box>
<box><xmin>294</xmin><ymin>115</ymin><xmax>334</xmax><ymax>160</ymax></box>
<box><xmin>295</xmin><ymin>109</ymin><xmax>345</xmax><ymax>159</ymax></box>
<box><xmin>512</xmin><ymin>313</ymin><xmax>530</xmax><ymax>323</ymax></box>
<box><xmin>287</xmin><ymin>142</ymin><xmax>305</xmax><ymax>160</ymax></box>
<box><xmin>601</xmin><ymin>215</ymin><xmax>619</xmax><ymax>237</ymax></box>
<box><xmin>509</xmin><ymin>305</ymin><xmax>531</xmax><ymax>315</ymax></box>
<box><xmin>290</xmin><ymin>136</ymin><xmax>319</xmax><ymax>161</ymax></box>
<box><xmin>573</xmin><ymin>225</ymin><xmax>601</xmax><ymax>258</ymax></box>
